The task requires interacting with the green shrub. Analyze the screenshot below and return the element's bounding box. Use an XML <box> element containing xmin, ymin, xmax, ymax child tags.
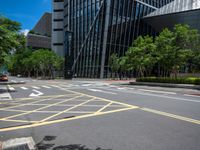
<box><xmin>136</xmin><ymin>77</ymin><xmax>200</xmax><ymax>85</ymax></box>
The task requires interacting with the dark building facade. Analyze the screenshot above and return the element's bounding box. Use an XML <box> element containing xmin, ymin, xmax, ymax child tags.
<box><xmin>55</xmin><ymin>0</ymin><xmax>200</xmax><ymax>78</ymax></box>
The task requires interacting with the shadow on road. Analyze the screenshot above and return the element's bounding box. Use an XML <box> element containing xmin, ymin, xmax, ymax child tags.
<box><xmin>36</xmin><ymin>136</ymin><xmax>112</xmax><ymax>150</ymax></box>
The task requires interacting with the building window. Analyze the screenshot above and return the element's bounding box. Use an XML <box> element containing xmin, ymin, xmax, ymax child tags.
<box><xmin>53</xmin><ymin>29</ymin><xmax>63</xmax><ymax>31</ymax></box>
<box><xmin>53</xmin><ymin>43</ymin><xmax>63</xmax><ymax>46</ymax></box>
<box><xmin>53</xmin><ymin>9</ymin><xmax>64</xmax><ymax>12</ymax></box>
<box><xmin>54</xmin><ymin>0</ymin><xmax>63</xmax><ymax>2</ymax></box>
<box><xmin>53</xmin><ymin>19</ymin><xmax>64</xmax><ymax>22</ymax></box>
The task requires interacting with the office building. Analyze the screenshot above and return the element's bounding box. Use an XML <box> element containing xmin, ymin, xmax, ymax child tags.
<box><xmin>26</xmin><ymin>12</ymin><xmax>52</xmax><ymax>49</ymax></box>
<box><xmin>52</xmin><ymin>0</ymin><xmax>64</xmax><ymax>57</ymax></box>
<box><xmin>52</xmin><ymin>0</ymin><xmax>200</xmax><ymax>78</ymax></box>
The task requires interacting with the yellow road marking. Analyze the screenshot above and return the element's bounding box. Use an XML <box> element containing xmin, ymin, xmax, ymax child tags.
<box><xmin>2</xmin><ymin>109</ymin><xmax>96</xmax><ymax>114</ymax></box>
<box><xmin>0</xmin><ymin>107</ymin><xmax>135</xmax><ymax>132</ymax></box>
<box><xmin>12</xmin><ymin>94</ymin><xmax>78</xmax><ymax>102</ymax></box>
<box><xmin>3</xmin><ymin>119</ymin><xmax>37</xmax><ymax>123</ymax></box>
<box><xmin>39</xmin><ymin>97</ymin><xmax>96</xmax><ymax>122</ymax></box>
<box><xmin>2</xmin><ymin>109</ymin><xmax>28</xmax><ymax>113</ymax></box>
<box><xmin>141</xmin><ymin>108</ymin><xmax>200</xmax><ymax>125</ymax></box>
<box><xmin>0</xmin><ymin>88</ymin><xmax>138</xmax><ymax>132</ymax></box>
<box><xmin>60</xmin><ymin>89</ymin><xmax>200</xmax><ymax>125</ymax></box>
<box><xmin>0</xmin><ymin>95</ymin><xmax>64</xmax><ymax>111</ymax></box>
<box><xmin>1</xmin><ymin>103</ymin><xmax>125</xmax><ymax>107</ymax></box>
<box><xmin>63</xmin><ymin>89</ymin><xmax>138</xmax><ymax>109</ymax></box>
<box><xmin>1</xmin><ymin>88</ymin><xmax>199</xmax><ymax>133</ymax></box>
<box><xmin>95</xmin><ymin>102</ymin><xmax>113</xmax><ymax>114</ymax></box>
<box><xmin>0</xmin><ymin>95</ymin><xmax>83</xmax><ymax>120</ymax></box>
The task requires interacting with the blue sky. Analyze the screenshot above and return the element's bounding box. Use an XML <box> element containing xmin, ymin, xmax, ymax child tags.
<box><xmin>0</xmin><ymin>0</ymin><xmax>51</xmax><ymax>33</ymax></box>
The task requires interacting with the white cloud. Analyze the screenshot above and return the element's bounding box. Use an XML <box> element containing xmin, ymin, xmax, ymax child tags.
<box><xmin>21</xmin><ymin>29</ymin><xmax>30</xmax><ymax>36</ymax></box>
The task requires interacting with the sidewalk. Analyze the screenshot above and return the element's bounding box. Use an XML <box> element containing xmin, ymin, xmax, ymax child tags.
<box><xmin>130</xmin><ymin>81</ymin><xmax>200</xmax><ymax>90</ymax></box>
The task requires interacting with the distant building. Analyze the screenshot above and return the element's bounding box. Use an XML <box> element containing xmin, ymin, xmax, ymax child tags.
<box><xmin>26</xmin><ymin>12</ymin><xmax>52</xmax><ymax>49</ymax></box>
<box><xmin>52</xmin><ymin>0</ymin><xmax>200</xmax><ymax>78</ymax></box>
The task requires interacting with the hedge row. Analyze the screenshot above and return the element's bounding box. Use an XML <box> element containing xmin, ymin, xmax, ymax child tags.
<box><xmin>136</xmin><ymin>77</ymin><xmax>200</xmax><ymax>85</ymax></box>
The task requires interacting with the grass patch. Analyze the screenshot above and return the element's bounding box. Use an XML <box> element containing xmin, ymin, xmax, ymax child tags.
<box><xmin>136</xmin><ymin>77</ymin><xmax>200</xmax><ymax>85</ymax></box>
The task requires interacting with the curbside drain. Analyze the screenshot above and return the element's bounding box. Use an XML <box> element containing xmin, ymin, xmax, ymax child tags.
<box><xmin>2</xmin><ymin>137</ymin><xmax>36</xmax><ymax>150</ymax></box>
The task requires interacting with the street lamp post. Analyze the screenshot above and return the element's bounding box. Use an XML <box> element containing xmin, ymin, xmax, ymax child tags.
<box><xmin>64</xmin><ymin>30</ymin><xmax>73</xmax><ymax>79</ymax></box>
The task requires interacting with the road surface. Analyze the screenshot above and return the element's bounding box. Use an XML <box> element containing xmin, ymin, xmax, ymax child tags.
<box><xmin>0</xmin><ymin>77</ymin><xmax>200</xmax><ymax>150</ymax></box>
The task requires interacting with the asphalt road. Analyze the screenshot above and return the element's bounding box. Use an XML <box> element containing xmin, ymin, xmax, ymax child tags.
<box><xmin>0</xmin><ymin>77</ymin><xmax>200</xmax><ymax>150</ymax></box>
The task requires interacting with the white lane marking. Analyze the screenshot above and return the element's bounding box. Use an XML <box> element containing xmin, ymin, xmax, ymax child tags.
<box><xmin>109</xmin><ymin>85</ymin><xmax>118</xmax><ymax>88</ymax></box>
<box><xmin>51</xmin><ymin>85</ymin><xmax>60</xmax><ymax>88</ymax></box>
<box><xmin>101</xmin><ymin>88</ymin><xmax>200</xmax><ymax>103</ymax></box>
<box><xmin>42</xmin><ymin>85</ymin><xmax>51</xmax><ymax>89</ymax></box>
<box><xmin>138</xmin><ymin>89</ymin><xmax>176</xmax><ymax>95</ymax></box>
<box><xmin>88</xmin><ymin>89</ymin><xmax>117</xmax><ymax>95</ymax></box>
<box><xmin>117</xmin><ymin>87</ymin><xmax>125</xmax><ymax>90</ymax></box>
<box><xmin>21</xmin><ymin>87</ymin><xmax>28</xmax><ymax>90</ymax></box>
<box><xmin>29</xmin><ymin>90</ymin><xmax>44</xmax><ymax>97</ymax></box>
<box><xmin>32</xmin><ymin>86</ymin><xmax>41</xmax><ymax>89</ymax></box>
<box><xmin>127</xmin><ymin>87</ymin><xmax>135</xmax><ymax>90</ymax></box>
<box><xmin>82</xmin><ymin>84</ymin><xmax>92</xmax><ymax>87</ymax></box>
<box><xmin>184</xmin><ymin>94</ymin><xmax>200</xmax><ymax>98</ymax></box>
<box><xmin>60</xmin><ymin>84</ymin><xmax>74</xmax><ymax>87</ymax></box>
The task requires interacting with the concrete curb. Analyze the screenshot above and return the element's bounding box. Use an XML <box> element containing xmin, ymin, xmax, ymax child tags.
<box><xmin>130</xmin><ymin>82</ymin><xmax>200</xmax><ymax>90</ymax></box>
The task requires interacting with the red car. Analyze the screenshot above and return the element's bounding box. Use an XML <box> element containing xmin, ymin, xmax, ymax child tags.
<box><xmin>0</xmin><ymin>74</ymin><xmax>8</xmax><ymax>81</ymax></box>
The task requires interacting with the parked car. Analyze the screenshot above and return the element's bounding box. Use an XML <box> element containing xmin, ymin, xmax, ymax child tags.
<box><xmin>0</xmin><ymin>74</ymin><xmax>8</xmax><ymax>81</ymax></box>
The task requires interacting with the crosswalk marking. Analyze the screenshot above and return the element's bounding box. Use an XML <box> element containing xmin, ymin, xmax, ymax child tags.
<box><xmin>32</xmin><ymin>86</ymin><xmax>41</xmax><ymax>90</ymax></box>
<box><xmin>21</xmin><ymin>87</ymin><xmax>28</xmax><ymax>90</ymax></box>
<box><xmin>0</xmin><ymin>92</ymin><xmax>12</xmax><ymax>100</ymax></box>
<box><xmin>42</xmin><ymin>86</ymin><xmax>51</xmax><ymax>89</ymax></box>
<box><xmin>8</xmin><ymin>85</ymin><xmax>15</xmax><ymax>92</ymax></box>
<box><xmin>51</xmin><ymin>85</ymin><xmax>60</xmax><ymax>88</ymax></box>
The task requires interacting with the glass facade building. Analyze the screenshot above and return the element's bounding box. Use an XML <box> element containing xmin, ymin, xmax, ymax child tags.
<box><xmin>58</xmin><ymin>0</ymin><xmax>199</xmax><ymax>78</ymax></box>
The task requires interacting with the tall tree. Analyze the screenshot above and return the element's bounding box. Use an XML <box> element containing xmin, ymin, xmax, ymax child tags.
<box><xmin>0</xmin><ymin>16</ymin><xmax>22</xmax><ymax>66</ymax></box>
<box><xmin>125</xmin><ymin>36</ymin><xmax>157</xmax><ymax>77</ymax></box>
<box><xmin>155</xmin><ymin>28</ymin><xmax>175</xmax><ymax>76</ymax></box>
<box><xmin>171</xmin><ymin>24</ymin><xmax>197</xmax><ymax>77</ymax></box>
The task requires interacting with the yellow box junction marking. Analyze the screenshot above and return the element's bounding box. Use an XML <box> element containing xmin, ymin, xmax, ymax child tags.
<box><xmin>0</xmin><ymin>88</ymin><xmax>199</xmax><ymax>133</ymax></box>
<box><xmin>0</xmin><ymin>95</ymin><xmax>83</xmax><ymax>121</ymax></box>
<box><xmin>39</xmin><ymin>97</ymin><xmax>96</xmax><ymax>122</ymax></box>
<box><xmin>0</xmin><ymin>89</ymin><xmax>138</xmax><ymax>132</ymax></box>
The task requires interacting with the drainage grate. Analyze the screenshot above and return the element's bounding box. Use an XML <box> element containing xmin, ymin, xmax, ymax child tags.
<box><xmin>4</xmin><ymin>144</ymin><xmax>29</xmax><ymax>150</ymax></box>
<box><xmin>2</xmin><ymin>137</ymin><xmax>36</xmax><ymax>150</ymax></box>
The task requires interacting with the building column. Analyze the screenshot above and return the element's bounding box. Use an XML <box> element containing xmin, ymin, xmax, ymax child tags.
<box><xmin>100</xmin><ymin>0</ymin><xmax>111</xmax><ymax>79</ymax></box>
